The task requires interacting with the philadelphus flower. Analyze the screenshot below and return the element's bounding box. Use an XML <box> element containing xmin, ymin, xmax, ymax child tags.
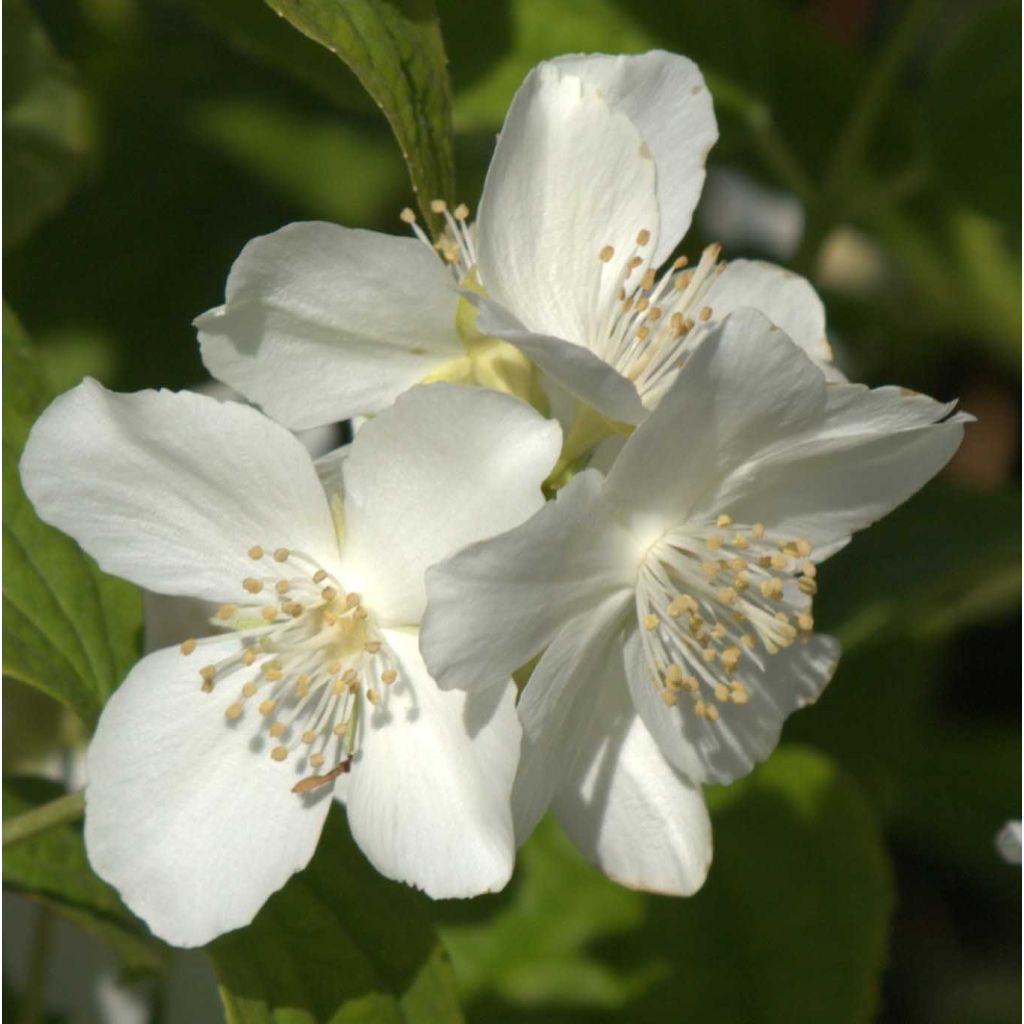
<box><xmin>195</xmin><ymin>50</ymin><xmax>838</xmax><ymax>435</ymax></box>
<box><xmin>421</xmin><ymin>310</ymin><xmax>968</xmax><ymax>893</ymax></box>
<box><xmin>20</xmin><ymin>381</ymin><xmax>561</xmax><ymax>946</ymax></box>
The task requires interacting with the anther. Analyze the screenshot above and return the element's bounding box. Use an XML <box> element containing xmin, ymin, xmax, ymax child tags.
<box><xmin>705</xmin><ymin>704</ymin><xmax>720</xmax><ymax>722</ymax></box>
<box><xmin>716</xmin><ymin>514</ymin><xmax>732</xmax><ymax>528</ymax></box>
<box><xmin>225</xmin><ymin>703</ymin><xmax>243</xmax><ymax>720</ymax></box>
<box><xmin>714</xmin><ymin>682</ymin><xmax>731</xmax><ymax>702</ymax></box>
<box><xmin>270</xmin><ymin>746</ymin><xmax>288</xmax><ymax>762</ymax></box>
<box><xmin>261</xmin><ymin>606</ymin><xmax>278</xmax><ymax>621</ymax></box>
<box><xmin>661</xmin><ymin>689</ymin><xmax>678</xmax><ymax>706</ymax></box>
<box><xmin>797</xmin><ymin>612</ymin><xmax>814</xmax><ymax>632</ymax></box>
<box><xmin>310</xmin><ymin>753</ymin><xmax>325</xmax><ymax>769</ymax></box>
<box><xmin>273</xmin><ymin>548</ymin><xmax>289</xmax><ymax>563</ymax></box>
<box><xmin>200</xmin><ymin>665</ymin><xmax>216</xmax><ymax>685</ymax></box>
<box><xmin>258</xmin><ymin>699</ymin><xmax>276</xmax><ymax>716</ymax></box>
<box><xmin>179</xmin><ymin>639</ymin><xmax>197</xmax><ymax>656</ymax></box>
<box><xmin>699</xmin><ymin>306</ymin><xmax>712</xmax><ymax>321</ymax></box>
<box><xmin>312</xmin><ymin>569</ymin><xmax>328</xmax><ymax>583</ymax></box>
<box><xmin>430</xmin><ymin>198</ymin><xmax>447</xmax><ymax>213</ymax></box>
<box><xmin>636</xmin><ymin>228</ymin><xmax>651</xmax><ymax>245</ymax></box>
<box><xmin>345</xmin><ymin>593</ymin><xmax>361</xmax><ymax>609</ymax></box>
<box><xmin>454</xmin><ymin>203</ymin><xmax>470</xmax><ymax>219</ymax></box>
<box><xmin>797</xmin><ymin>577</ymin><xmax>818</xmax><ymax>596</ymax></box>
<box><xmin>248</xmin><ymin>545</ymin><xmax>264</xmax><ymax>560</ymax></box>
<box><xmin>642</xmin><ymin>613</ymin><xmax>660</xmax><ymax>631</ymax></box>
<box><xmin>242</xmin><ymin>681</ymin><xmax>258</xmax><ymax>698</ymax></box>
<box><xmin>217</xmin><ymin>603</ymin><xmax>236</xmax><ymax>620</ymax></box>
<box><xmin>381</xmin><ymin>669</ymin><xmax>397</xmax><ymax>685</ymax></box>
<box><xmin>399</xmin><ymin>207</ymin><xmax>417</xmax><ymax>224</ymax></box>
<box><xmin>275</xmin><ymin>580</ymin><xmax>289</xmax><ymax>595</ymax></box>
<box><xmin>751</xmin><ymin>523</ymin><xmax>766</xmax><ymax>539</ymax></box>
<box><xmin>364</xmin><ymin>640</ymin><xmax>381</xmax><ymax>653</ymax></box>
<box><xmin>243</xmin><ymin>578</ymin><xmax>263</xmax><ymax>594</ymax></box>
<box><xmin>367</xmin><ymin>688</ymin><xmax>381</xmax><ymax>704</ymax></box>
<box><xmin>599</xmin><ymin>244</ymin><xmax>615</xmax><ymax>262</ymax></box>
<box><xmin>270</xmin><ymin>722</ymin><xmax>286</xmax><ymax>738</ymax></box>
<box><xmin>242</xmin><ymin>649</ymin><xmax>256</xmax><ymax>666</ymax></box>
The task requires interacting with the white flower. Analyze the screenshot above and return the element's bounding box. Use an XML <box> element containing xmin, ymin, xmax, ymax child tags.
<box><xmin>195</xmin><ymin>51</ymin><xmax>838</xmax><ymax>433</ymax></box>
<box><xmin>20</xmin><ymin>381</ymin><xmax>561</xmax><ymax>946</ymax></box>
<box><xmin>420</xmin><ymin>309</ymin><xmax>968</xmax><ymax>893</ymax></box>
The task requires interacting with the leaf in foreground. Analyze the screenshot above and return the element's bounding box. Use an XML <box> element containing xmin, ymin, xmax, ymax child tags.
<box><xmin>208</xmin><ymin>803</ymin><xmax>464</xmax><ymax>1024</ymax></box>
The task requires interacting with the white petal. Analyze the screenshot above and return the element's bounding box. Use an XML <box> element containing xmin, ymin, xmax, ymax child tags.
<box><xmin>421</xmin><ymin>469</ymin><xmax>638</xmax><ymax>692</ymax></box>
<box><xmin>197</xmin><ymin>222</ymin><xmax>463</xmax><ymax>429</ymax></box>
<box><xmin>624</xmin><ymin>623</ymin><xmax>841</xmax><ymax>785</ymax></box>
<box><xmin>712</xmin><ymin>386</ymin><xmax>968</xmax><ymax>551</ymax></box>
<box><xmin>603</xmin><ymin>309</ymin><xmax>828</xmax><ymax>547</ymax></box>
<box><xmin>84</xmin><ymin>637</ymin><xmax>333</xmax><ymax>947</ymax></box>
<box><xmin>511</xmin><ymin>593</ymin><xmax>634</xmax><ymax>842</ymax></box>
<box><xmin>553</xmin><ymin>655</ymin><xmax>712</xmax><ymax>894</ymax></box>
<box><xmin>551</xmin><ymin>51</ymin><xmax>717</xmax><ymax>266</ymax></box>
<box><xmin>20</xmin><ymin>382</ymin><xmax>338</xmax><ymax>601</ymax></box>
<box><xmin>345</xmin><ymin>629</ymin><xmax>519</xmax><ymax>898</ymax></box>
<box><xmin>694</xmin><ymin>259</ymin><xmax>840</xmax><ymax>374</ymax></box>
<box><xmin>338</xmin><ymin>383</ymin><xmax>561</xmax><ymax>626</ymax></box>
<box><xmin>475</xmin><ymin>62</ymin><xmax>659</xmax><ymax>354</ymax></box>
<box><xmin>474</xmin><ymin>294</ymin><xmax>646</xmax><ymax>424</ymax></box>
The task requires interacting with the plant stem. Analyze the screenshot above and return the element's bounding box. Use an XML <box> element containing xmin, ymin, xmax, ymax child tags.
<box><xmin>825</xmin><ymin>0</ymin><xmax>936</xmax><ymax>199</ymax></box>
<box><xmin>3</xmin><ymin>790</ymin><xmax>85</xmax><ymax>847</ymax></box>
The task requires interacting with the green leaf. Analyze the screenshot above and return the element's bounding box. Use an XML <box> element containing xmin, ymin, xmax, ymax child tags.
<box><xmin>2</xmin><ymin>775</ymin><xmax>167</xmax><ymax>976</ymax></box>
<box><xmin>2</xmin><ymin>306</ymin><xmax>142</xmax><ymax>729</ymax></box>
<box><xmin>2</xmin><ymin>0</ymin><xmax>91</xmax><ymax>250</ymax></box>
<box><xmin>438</xmin><ymin>746</ymin><xmax>892</xmax><ymax>1023</ymax></box>
<box><xmin>207</xmin><ymin>804</ymin><xmax>463</xmax><ymax>1024</ymax></box>
<box><xmin>265</xmin><ymin>0</ymin><xmax>455</xmax><ymax>235</ymax></box>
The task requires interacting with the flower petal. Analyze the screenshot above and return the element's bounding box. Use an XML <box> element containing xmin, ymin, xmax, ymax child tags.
<box><xmin>553</xmin><ymin>651</ymin><xmax>712</xmax><ymax>894</ymax></box>
<box><xmin>20</xmin><ymin>382</ymin><xmax>338</xmax><ymax>601</ymax></box>
<box><xmin>338</xmin><ymin>382</ymin><xmax>562</xmax><ymax>626</ymax></box>
<box><xmin>421</xmin><ymin>469</ymin><xmax>638</xmax><ymax>692</ymax></box>
<box><xmin>603</xmin><ymin>309</ymin><xmax>828</xmax><ymax>547</ymax></box>
<box><xmin>694</xmin><ymin>259</ymin><xmax>842</xmax><ymax>376</ymax></box>
<box><xmin>475</xmin><ymin>62</ymin><xmax>659</xmax><ymax>354</ymax></box>
<box><xmin>624</xmin><ymin>622</ymin><xmax>841</xmax><ymax>785</ymax></box>
<box><xmin>511</xmin><ymin>594</ymin><xmax>634</xmax><ymax>842</ymax></box>
<box><xmin>84</xmin><ymin>637</ymin><xmax>333</xmax><ymax>947</ymax></box>
<box><xmin>197</xmin><ymin>222</ymin><xmax>463</xmax><ymax>429</ymax></box>
<box><xmin>345</xmin><ymin>629</ymin><xmax>519</xmax><ymax>898</ymax></box>
<box><xmin>474</xmin><ymin>294</ymin><xmax>646</xmax><ymax>424</ymax></box>
<box><xmin>551</xmin><ymin>51</ymin><xmax>717</xmax><ymax>266</ymax></box>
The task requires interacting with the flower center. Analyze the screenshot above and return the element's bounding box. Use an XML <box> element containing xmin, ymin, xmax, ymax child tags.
<box><xmin>401</xmin><ymin>199</ymin><xmax>476</xmax><ymax>280</ymax></box>
<box><xmin>593</xmin><ymin>230</ymin><xmax>725</xmax><ymax>407</ymax></box>
<box><xmin>637</xmin><ymin>515</ymin><xmax>817</xmax><ymax>720</ymax></box>
<box><xmin>178</xmin><ymin>545</ymin><xmax>399</xmax><ymax>792</ymax></box>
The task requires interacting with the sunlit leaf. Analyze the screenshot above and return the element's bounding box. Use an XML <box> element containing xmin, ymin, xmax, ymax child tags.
<box><xmin>438</xmin><ymin>747</ymin><xmax>892</xmax><ymax>1023</ymax></box>
<box><xmin>2</xmin><ymin>306</ymin><xmax>142</xmax><ymax>729</ymax></box>
<box><xmin>208</xmin><ymin>804</ymin><xmax>464</xmax><ymax>1024</ymax></box>
<box><xmin>266</xmin><ymin>0</ymin><xmax>455</xmax><ymax>235</ymax></box>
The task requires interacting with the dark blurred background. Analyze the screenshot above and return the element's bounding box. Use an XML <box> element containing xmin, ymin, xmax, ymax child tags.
<box><xmin>4</xmin><ymin>0</ymin><xmax>1020</xmax><ymax>1021</ymax></box>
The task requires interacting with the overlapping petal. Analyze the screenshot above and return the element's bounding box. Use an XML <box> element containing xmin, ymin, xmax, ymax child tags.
<box><xmin>421</xmin><ymin>470</ymin><xmax>639</xmax><ymax>693</ymax></box>
<box><xmin>197</xmin><ymin>223</ymin><xmax>464</xmax><ymax>429</ymax></box>
<box><xmin>339</xmin><ymin>383</ymin><xmax>561</xmax><ymax>626</ymax></box>
<box><xmin>476</xmin><ymin>62</ymin><xmax>659</xmax><ymax>354</ymax></box>
<box><xmin>551</xmin><ymin>50</ymin><xmax>718</xmax><ymax>266</ymax></box>
<box><xmin>345</xmin><ymin>629</ymin><xmax>520</xmax><ymax>898</ymax></box>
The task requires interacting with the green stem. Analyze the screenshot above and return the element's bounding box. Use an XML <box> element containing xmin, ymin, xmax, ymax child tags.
<box><xmin>3</xmin><ymin>790</ymin><xmax>85</xmax><ymax>847</ymax></box>
<box><xmin>747</xmin><ymin>102</ymin><xmax>817</xmax><ymax>204</ymax></box>
<box><xmin>825</xmin><ymin>0</ymin><xmax>936</xmax><ymax>198</ymax></box>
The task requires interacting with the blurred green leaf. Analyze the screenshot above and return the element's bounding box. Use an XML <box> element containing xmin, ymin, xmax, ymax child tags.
<box><xmin>189</xmin><ymin>98</ymin><xmax>406</xmax><ymax>223</ymax></box>
<box><xmin>3</xmin><ymin>775</ymin><xmax>166</xmax><ymax>976</ymax></box>
<box><xmin>816</xmin><ymin>482</ymin><xmax>1021</xmax><ymax>651</ymax></box>
<box><xmin>207</xmin><ymin>804</ymin><xmax>463</xmax><ymax>1024</ymax></box>
<box><xmin>922</xmin><ymin>0</ymin><xmax>1021</xmax><ymax>227</ymax></box>
<box><xmin>2</xmin><ymin>306</ymin><xmax>142</xmax><ymax>729</ymax></box>
<box><xmin>2</xmin><ymin>0</ymin><xmax>91</xmax><ymax>250</ymax></box>
<box><xmin>439</xmin><ymin>747</ymin><xmax>892</xmax><ymax>1023</ymax></box>
<box><xmin>266</xmin><ymin>0</ymin><xmax>455</xmax><ymax>234</ymax></box>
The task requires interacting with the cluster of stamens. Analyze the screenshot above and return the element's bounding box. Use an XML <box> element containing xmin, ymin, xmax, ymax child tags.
<box><xmin>401</xmin><ymin>199</ymin><xmax>476</xmax><ymax>280</ymax></box>
<box><xmin>638</xmin><ymin>514</ymin><xmax>817</xmax><ymax>722</ymax></box>
<box><xmin>178</xmin><ymin>546</ymin><xmax>400</xmax><ymax>790</ymax></box>
<box><xmin>594</xmin><ymin>229</ymin><xmax>726</xmax><ymax>407</ymax></box>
